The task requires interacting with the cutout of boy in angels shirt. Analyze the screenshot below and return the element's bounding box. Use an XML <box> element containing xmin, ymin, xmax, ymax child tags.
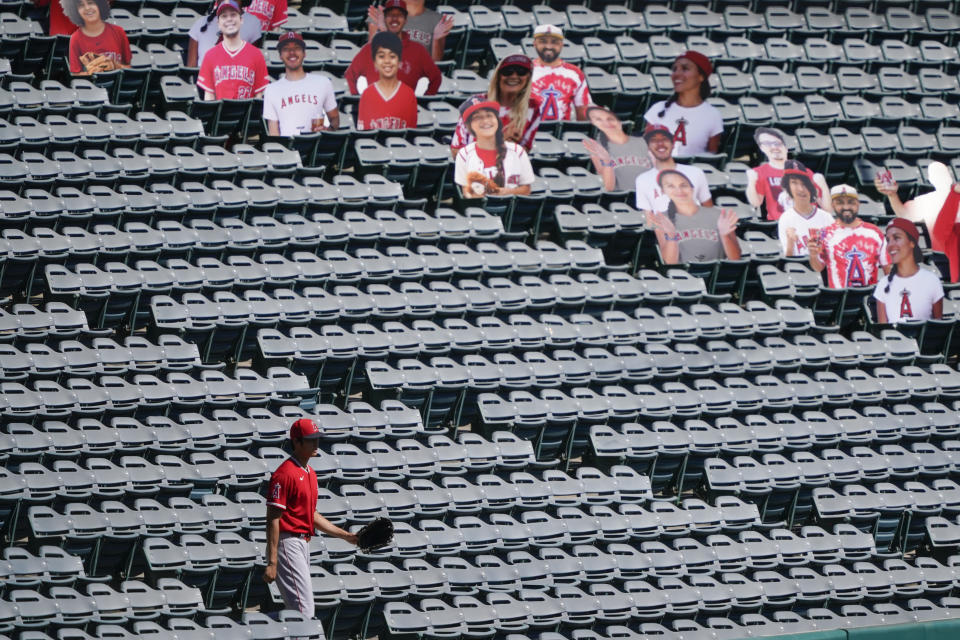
<box><xmin>745</xmin><ymin>126</ymin><xmax>832</xmax><ymax>221</ymax></box>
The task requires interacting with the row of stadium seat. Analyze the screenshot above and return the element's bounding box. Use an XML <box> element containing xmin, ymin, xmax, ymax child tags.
<box><xmin>0</xmin><ymin>405</ymin><xmax>429</xmax><ymax>457</ymax></box>
<box><xmin>590</xmin><ymin>416</ymin><xmax>960</xmax><ymax>457</ymax></box>
<box><xmin>383</xmin><ymin>597</ymin><xmax>960</xmax><ymax>639</ymax></box>
<box><xmin>0</xmin><ymin>368</ymin><xmax>315</xmax><ymax>417</ymax></box>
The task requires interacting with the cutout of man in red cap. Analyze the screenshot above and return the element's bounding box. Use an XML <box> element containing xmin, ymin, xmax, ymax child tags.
<box><xmin>264</xmin><ymin>31</ymin><xmax>340</xmax><ymax>135</ymax></box>
<box><xmin>634</xmin><ymin>124</ymin><xmax>713</xmax><ymax>214</ymax></box>
<box><xmin>530</xmin><ymin>24</ymin><xmax>591</xmax><ymax>122</ymax></box>
<box><xmin>197</xmin><ymin>0</ymin><xmax>268</xmax><ymax>100</ymax></box>
<box><xmin>874</xmin><ymin>218</ymin><xmax>943</xmax><ymax>323</ymax></box>
<box><xmin>186</xmin><ymin>0</ymin><xmax>262</xmax><ymax>67</ymax></box>
<box><xmin>643</xmin><ymin>51</ymin><xmax>723</xmax><ymax>157</ymax></box>
<box><xmin>264</xmin><ymin>418</ymin><xmax>357</xmax><ymax>620</ymax></box>
<box><xmin>37</xmin><ymin>0</ymin><xmax>77</xmax><ymax>37</ymax></box>
<box><xmin>345</xmin><ymin>0</ymin><xmax>441</xmax><ymax>95</ymax></box>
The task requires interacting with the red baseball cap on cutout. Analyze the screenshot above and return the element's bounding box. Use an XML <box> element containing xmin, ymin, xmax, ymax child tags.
<box><xmin>643</xmin><ymin>124</ymin><xmax>673</xmax><ymax>141</ymax></box>
<box><xmin>216</xmin><ymin>0</ymin><xmax>241</xmax><ymax>15</ymax></box>
<box><xmin>290</xmin><ymin>418</ymin><xmax>321</xmax><ymax>439</ymax></box>
<box><xmin>383</xmin><ymin>0</ymin><xmax>407</xmax><ymax>14</ymax></box>
<box><xmin>886</xmin><ymin>217</ymin><xmax>920</xmax><ymax>243</ymax></box>
<box><xmin>498</xmin><ymin>54</ymin><xmax>532</xmax><ymax>71</ymax></box>
<box><xmin>276</xmin><ymin>31</ymin><xmax>305</xmax><ymax>50</ymax></box>
<box><xmin>462</xmin><ymin>100</ymin><xmax>500</xmax><ymax>124</ymax></box>
<box><xmin>676</xmin><ymin>50</ymin><xmax>713</xmax><ymax>77</ymax></box>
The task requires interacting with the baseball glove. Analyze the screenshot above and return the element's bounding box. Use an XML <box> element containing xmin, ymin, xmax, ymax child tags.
<box><xmin>80</xmin><ymin>51</ymin><xmax>119</xmax><ymax>74</ymax></box>
<box><xmin>465</xmin><ymin>171</ymin><xmax>499</xmax><ymax>197</ymax></box>
<box><xmin>356</xmin><ymin>517</ymin><xmax>394</xmax><ymax>553</ymax></box>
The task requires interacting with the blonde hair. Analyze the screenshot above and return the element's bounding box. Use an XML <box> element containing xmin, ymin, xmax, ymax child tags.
<box><xmin>488</xmin><ymin>65</ymin><xmax>532</xmax><ymax>137</ymax></box>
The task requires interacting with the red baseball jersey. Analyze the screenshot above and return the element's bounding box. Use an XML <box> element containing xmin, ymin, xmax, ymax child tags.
<box><xmin>818</xmin><ymin>221</ymin><xmax>889</xmax><ymax>289</ymax></box>
<box><xmin>357</xmin><ymin>82</ymin><xmax>418</xmax><ymax>130</ymax></box>
<box><xmin>246</xmin><ymin>0</ymin><xmax>287</xmax><ymax>31</ymax></box>
<box><xmin>267</xmin><ymin>457</ymin><xmax>318</xmax><ymax>535</ymax></box>
<box><xmin>197</xmin><ymin>41</ymin><xmax>269</xmax><ymax>100</ymax></box>
<box><xmin>531</xmin><ymin>60</ymin><xmax>591</xmax><ymax>121</ymax></box>
<box><xmin>754</xmin><ymin>163</ymin><xmax>820</xmax><ymax>221</ymax></box>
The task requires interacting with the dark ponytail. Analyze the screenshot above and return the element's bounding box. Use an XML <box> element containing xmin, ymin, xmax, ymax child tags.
<box><xmin>883</xmin><ymin>263</ymin><xmax>898</xmax><ymax>294</ymax></box>
<box><xmin>665</xmin><ymin>200</ymin><xmax>677</xmax><ymax>224</ymax></box>
<box><xmin>657</xmin><ymin>94</ymin><xmax>676</xmax><ymax>119</ymax></box>
<box><xmin>595</xmin><ymin>129</ymin><xmax>609</xmax><ymax>149</ymax></box>
<box><xmin>199</xmin><ymin>0</ymin><xmax>217</xmax><ymax>33</ymax></box>
<box><xmin>493</xmin><ymin>128</ymin><xmax>507</xmax><ymax>188</ymax></box>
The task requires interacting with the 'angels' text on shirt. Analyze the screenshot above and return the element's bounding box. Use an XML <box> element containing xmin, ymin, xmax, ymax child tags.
<box><xmin>214</xmin><ymin>65</ymin><xmax>256</xmax><ymax>85</ymax></box>
<box><xmin>280</xmin><ymin>93</ymin><xmax>324</xmax><ymax>108</ymax></box>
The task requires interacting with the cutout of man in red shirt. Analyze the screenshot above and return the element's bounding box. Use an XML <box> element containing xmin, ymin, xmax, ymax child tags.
<box><xmin>197</xmin><ymin>0</ymin><xmax>268</xmax><ymax>100</ymax></box>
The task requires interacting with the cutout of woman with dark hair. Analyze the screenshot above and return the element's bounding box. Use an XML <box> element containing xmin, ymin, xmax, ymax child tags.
<box><xmin>647</xmin><ymin>169</ymin><xmax>741</xmax><ymax>265</ymax></box>
<box><xmin>582</xmin><ymin>105</ymin><xmax>652</xmax><ymax>192</ymax></box>
<box><xmin>643</xmin><ymin>51</ymin><xmax>722</xmax><ymax>158</ymax></box>
<box><xmin>874</xmin><ymin>218</ymin><xmax>943</xmax><ymax>324</ymax></box>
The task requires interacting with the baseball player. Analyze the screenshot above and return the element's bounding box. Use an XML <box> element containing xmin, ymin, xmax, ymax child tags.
<box><xmin>263</xmin><ymin>418</ymin><xmax>357</xmax><ymax>618</ymax></box>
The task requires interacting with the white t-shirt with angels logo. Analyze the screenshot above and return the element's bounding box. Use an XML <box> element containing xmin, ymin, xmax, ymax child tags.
<box><xmin>643</xmin><ymin>100</ymin><xmax>723</xmax><ymax>158</ymax></box>
<box><xmin>873</xmin><ymin>268</ymin><xmax>944</xmax><ymax>324</ymax></box>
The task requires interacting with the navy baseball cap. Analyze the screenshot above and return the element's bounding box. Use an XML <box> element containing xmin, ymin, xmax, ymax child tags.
<box><xmin>277</xmin><ymin>31</ymin><xmax>305</xmax><ymax>50</ymax></box>
<box><xmin>216</xmin><ymin>0</ymin><xmax>241</xmax><ymax>15</ymax></box>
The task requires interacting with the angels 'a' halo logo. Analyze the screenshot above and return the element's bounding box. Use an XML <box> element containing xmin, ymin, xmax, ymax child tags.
<box><xmin>540</xmin><ymin>84</ymin><xmax>563</xmax><ymax>120</ymax></box>
<box><xmin>673</xmin><ymin>117</ymin><xmax>688</xmax><ymax>146</ymax></box>
<box><xmin>899</xmin><ymin>288</ymin><xmax>913</xmax><ymax>318</ymax></box>
<box><xmin>843</xmin><ymin>247</ymin><xmax>868</xmax><ymax>288</ymax></box>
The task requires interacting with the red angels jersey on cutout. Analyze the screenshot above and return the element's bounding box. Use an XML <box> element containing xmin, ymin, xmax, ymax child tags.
<box><xmin>818</xmin><ymin>221</ymin><xmax>889</xmax><ymax>289</ymax></box>
<box><xmin>531</xmin><ymin>60</ymin><xmax>591</xmax><ymax>121</ymax></box>
<box><xmin>246</xmin><ymin>0</ymin><xmax>287</xmax><ymax>31</ymax></box>
<box><xmin>356</xmin><ymin>82</ymin><xmax>418</xmax><ymax>130</ymax></box>
<box><xmin>197</xmin><ymin>42</ymin><xmax>269</xmax><ymax>99</ymax></box>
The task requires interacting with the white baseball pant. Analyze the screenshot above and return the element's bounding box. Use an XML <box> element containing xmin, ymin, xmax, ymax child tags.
<box><xmin>276</xmin><ymin>533</ymin><xmax>315</xmax><ymax>619</ymax></box>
